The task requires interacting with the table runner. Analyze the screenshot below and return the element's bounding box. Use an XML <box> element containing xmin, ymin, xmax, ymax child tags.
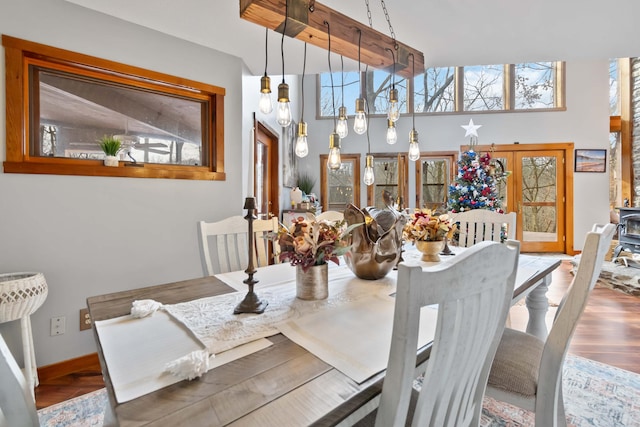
<box><xmin>94</xmin><ymin>311</ymin><xmax>273</xmax><ymax>403</ymax></box>
<box><xmin>163</xmin><ymin>263</ymin><xmax>396</xmax><ymax>355</ymax></box>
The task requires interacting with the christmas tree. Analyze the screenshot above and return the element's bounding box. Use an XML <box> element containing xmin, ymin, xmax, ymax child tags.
<box><xmin>447</xmin><ymin>120</ymin><xmax>505</xmax><ymax>213</ymax></box>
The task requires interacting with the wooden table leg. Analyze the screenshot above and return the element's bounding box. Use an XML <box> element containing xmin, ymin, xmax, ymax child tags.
<box><xmin>525</xmin><ymin>274</ymin><xmax>550</xmax><ymax>340</ymax></box>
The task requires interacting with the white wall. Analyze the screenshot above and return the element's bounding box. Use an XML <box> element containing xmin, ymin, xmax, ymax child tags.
<box><xmin>296</xmin><ymin>60</ymin><xmax>611</xmax><ymax>251</ymax></box>
<box><xmin>0</xmin><ymin>0</ymin><xmax>611</xmax><ymax>368</ymax></box>
<box><xmin>0</xmin><ymin>0</ymin><xmax>246</xmax><ymax>365</ymax></box>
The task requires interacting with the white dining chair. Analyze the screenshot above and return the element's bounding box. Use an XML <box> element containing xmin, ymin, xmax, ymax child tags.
<box><xmin>371</xmin><ymin>240</ymin><xmax>520</xmax><ymax>426</ymax></box>
<box><xmin>198</xmin><ymin>216</ymin><xmax>280</xmax><ymax>275</ymax></box>
<box><xmin>0</xmin><ymin>331</ymin><xmax>39</xmax><ymax>426</ymax></box>
<box><xmin>486</xmin><ymin>223</ymin><xmax>616</xmax><ymax>427</ymax></box>
<box><xmin>1</xmin><ymin>331</ymin><xmax>116</xmax><ymax>427</ymax></box>
<box><xmin>452</xmin><ymin>209</ymin><xmax>516</xmax><ymax>247</ymax></box>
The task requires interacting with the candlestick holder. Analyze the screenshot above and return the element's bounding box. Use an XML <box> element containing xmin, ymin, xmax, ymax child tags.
<box><xmin>440</xmin><ymin>236</ymin><xmax>455</xmax><ymax>256</ymax></box>
<box><xmin>233</xmin><ymin>197</ymin><xmax>268</xmax><ymax>314</ymax></box>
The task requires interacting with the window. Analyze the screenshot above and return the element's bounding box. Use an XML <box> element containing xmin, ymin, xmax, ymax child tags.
<box><xmin>415</xmin><ymin>67</ymin><xmax>455</xmax><ymax>113</ymax></box>
<box><xmin>320</xmin><ymin>154</ymin><xmax>361</xmax><ymax>210</ymax></box>
<box><xmin>610</xmin><ymin>59</ymin><xmax>620</xmax><ymax>116</ymax></box>
<box><xmin>318</xmin><ymin>61</ymin><xmax>564</xmax><ymax>117</ymax></box>
<box><xmin>415</xmin><ymin>152</ymin><xmax>457</xmax><ymax>211</ymax></box>
<box><xmin>3</xmin><ymin>35</ymin><xmax>225</xmax><ymax>180</ymax></box>
<box><xmin>318</xmin><ymin>69</ymin><xmax>407</xmax><ymax>118</ymax></box>
<box><xmin>463</xmin><ymin>64</ymin><xmax>504</xmax><ymax>111</ymax></box>
<box><xmin>366</xmin><ymin>154</ymin><xmax>408</xmax><ymax>209</ymax></box>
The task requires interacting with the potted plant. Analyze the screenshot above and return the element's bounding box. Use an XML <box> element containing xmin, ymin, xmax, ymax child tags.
<box><xmin>99</xmin><ymin>136</ymin><xmax>121</xmax><ymax>167</ymax></box>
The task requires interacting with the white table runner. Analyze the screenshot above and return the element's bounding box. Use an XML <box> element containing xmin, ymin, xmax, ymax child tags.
<box><xmin>278</xmin><ymin>293</ymin><xmax>438</xmax><ymax>383</ymax></box>
<box><xmin>94</xmin><ymin>311</ymin><xmax>272</xmax><ymax>403</ymax></box>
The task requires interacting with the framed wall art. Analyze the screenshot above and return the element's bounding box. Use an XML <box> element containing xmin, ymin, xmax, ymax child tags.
<box><xmin>575</xmin><ymin>149</ymin><xmax>606</xmax><ymax>173</ymax></box>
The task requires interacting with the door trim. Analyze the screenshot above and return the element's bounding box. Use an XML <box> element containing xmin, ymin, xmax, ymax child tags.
<box><xmin>473</xmin><ymin>143</ymin><xmax>574</xmax><ymax>254</ymax></box>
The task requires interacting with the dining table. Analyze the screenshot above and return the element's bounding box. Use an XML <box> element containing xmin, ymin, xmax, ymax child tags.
<box><xmin>87</xmin><ymin>249</ymin><xmax>561</xmax><ymax>427</ymax></box>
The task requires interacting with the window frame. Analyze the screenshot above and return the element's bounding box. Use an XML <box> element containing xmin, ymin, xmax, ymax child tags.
<box><xmin>414</xmin><ymin>151</ymin><xmax>458</xmax><ymax>211</ymax></box>
<box><xmin>3</xmin><ymin>35</ymin><xmax>226</xmax><ymax>180</ymax></box>
<box><xmin>316</xmin><ymin>62</ymin><xmax>565</xmax><ymax>119</ymax></box>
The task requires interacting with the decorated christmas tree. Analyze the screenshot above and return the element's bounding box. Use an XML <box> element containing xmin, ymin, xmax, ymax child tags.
<box><xmin>448</xmin><ymin>120</ymin><xmax>505</xmax><ymax>213</ymax></box>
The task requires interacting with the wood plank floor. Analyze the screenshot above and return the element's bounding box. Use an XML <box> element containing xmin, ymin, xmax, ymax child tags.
<box><xmin>34</xmin><ymin>260</ymin><xmax>640</xmax><ymax>410</ymax></box>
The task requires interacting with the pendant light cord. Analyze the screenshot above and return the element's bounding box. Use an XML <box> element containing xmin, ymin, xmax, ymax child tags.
<box><xmin>301</xmin><ymin>43</ymin><xmax>306</xmax><ymax>121</ymax></box>
<box><xmin>325</xmin><ymin>21</ymin><xmax>337</xmax><ymax>130</ymax></box>
<box><xmin>357</xmin><ymin>29</ymin><xmax>362</xmax><ymax>98</ymax></box>
<box><xmin>385</xmin><ymin>48</ymin><xmax>396</xmax><ymax>90</ymax></box>
<box><xmin>340</xmin><ymin>55</ymin><xmax>345</xmax><ymax>106</ymax></box>
<box><xmin>281</xmin><ymin>0</ymin><xmax>288</xmax><ymax>85</ymax></box>
<box><xmin>263</xmin><ymin>28</ymin><xmax>269</xmax><ymax>77</ymax></box>
<box><xmin>409</xmin><ymin>53</ymin><xmax>415</xmax><ymax>129</ymax></box>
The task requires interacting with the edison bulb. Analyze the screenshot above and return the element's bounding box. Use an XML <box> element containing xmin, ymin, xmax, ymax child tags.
<box><xmin>353</xmin><ymin>111</ymin><xmax>367</xmax><ymax>135</ymax></box>
<box><xmin>259</xmin><ymin>92</ymin><xmax>273</xmax><ymax>114</ymax></box>
<box><xmin>386</xmin><ymin>124</ymin><xmax>397</xmax><ymax>145</ymax></box>
<box><xmin>363</xmin><ymin>165</ymin><xmax>375</xmax><ymax>185</ymax></box>
<box><xmin>408</xmin><ymin>141</ymin><xmax>420</xmax><ymax>161</ymax></box>
<box><xmin>295</xmin><ymin>135</ymin><xmax>308</xmax><ymax>158</ymax></box>
<box><xmin>336</xmin><ymin>117</ymin><xmax>349</xmax><ymax>139</ymax></box>
<box><xmin>276</xmin><ymin>100</ymin><xmax>292</xmax><ymax>127</ymax></box>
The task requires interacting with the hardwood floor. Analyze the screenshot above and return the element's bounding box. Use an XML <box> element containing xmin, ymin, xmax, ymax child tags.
<box><xmin>34</xmin><ymin>260</ymin><xmax>640</xmax><ymax>410</ymax></box>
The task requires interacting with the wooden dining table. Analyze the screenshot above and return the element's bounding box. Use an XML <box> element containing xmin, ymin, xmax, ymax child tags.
<box><xmin>87</xmin><ymin>253</ymin><xmax>561</xmax><ymax>427</ymax></box>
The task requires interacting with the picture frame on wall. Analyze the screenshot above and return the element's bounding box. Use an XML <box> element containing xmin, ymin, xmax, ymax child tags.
<box><xmin>283</xmin><ymin>120</ymin><xmax>297</xmax><ymax>187</ymax></box>
<box><xmin>575</xmin><ymin>149</ymin><xmax>607</xmax><ymax>173</ymax></box>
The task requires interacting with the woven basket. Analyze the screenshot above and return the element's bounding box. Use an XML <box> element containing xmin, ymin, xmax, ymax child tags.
<box><xmin>0</xmin><ymin>272</ymin><xmax>48</xmax><ymax>322</ymax></box>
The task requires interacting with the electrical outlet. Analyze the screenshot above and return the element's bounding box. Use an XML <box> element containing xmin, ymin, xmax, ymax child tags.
<box><xmin>50</xmin><ymin>316</ymin><xmax>66</xmax><ymax>336</ymax></box>
<box><xmin>80</xmin><ymin>308</ymin><xmax>92</xmax><ymax>331</ymax></box>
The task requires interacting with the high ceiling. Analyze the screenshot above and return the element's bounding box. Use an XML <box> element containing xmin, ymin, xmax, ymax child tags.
<box><xmin>65</xmin><ymin>0</ymin><xmax>639</xmax><ymax>76</ymax></box>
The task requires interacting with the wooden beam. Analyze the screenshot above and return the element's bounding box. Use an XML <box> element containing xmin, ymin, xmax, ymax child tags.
<box><xmin>240</xmin><ymin>0</ymin><xmax>424</xmax><ymax>78</ymax></box>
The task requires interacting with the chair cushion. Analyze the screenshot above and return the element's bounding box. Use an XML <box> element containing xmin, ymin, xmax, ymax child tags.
<box><xmin>487</xmin><ymin>328</ymin><xmax>545</xmax><ymax>397</ymax></box>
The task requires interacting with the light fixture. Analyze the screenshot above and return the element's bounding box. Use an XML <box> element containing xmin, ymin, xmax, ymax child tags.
<box><xmin>353</xmin><ymin>30</ymin><xmax>367</xmax><ymax>135</ymax></box>
<box><xmin>258</xmin><ymin>28</ymin><xmax>273</xmax><ymax>114</ymax></box>
<box><xmin>325</xmin><ymin>20</ymin><xmax>341</xmax><ymax>170</ymax></box>
<box><xmin>363</xmin><ymin>154</ymin><xmax>375</xmax><ymax>186</ymax></box>
<box><xmin>335</xmin><ymin>56</ymin><xmax>348</xmax><ymax>139</ymax></box>
<box><xmin>386</xmin><ymin>119</ymin><xmax>397</xmax><ymax>145</ymax></box>
<box><xmin>328</xmin><ymin>132</ymin><xmax>341</xmax><ymax>170</ymax></box>
<box><xmin>385</xmin><ymin>47</ymin><xmax>399</xmax><ymax>122</ymax></box>
<box><xmin>276</xmin><ymin>0</ymin><xmax>292</xmax><ymax>127</ymax></box>
<box><xmin>295</xmin><ymin>43</ymin><xmax>309</xmax><ymax>157</ymax></box>
<box><xmin>241</xmin><ymin>0</ymin><xmax>424</xmax><ymax>78</ymax></box>
<box><xmin>407</xmin><ymin>52</ymin><xmax>420</xmax><ymax>161</ymax></box>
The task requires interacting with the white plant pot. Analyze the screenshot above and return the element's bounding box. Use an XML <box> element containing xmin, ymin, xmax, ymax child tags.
<box><xmin>104</xmin><ymin>155</ymin><xmax>119</xmax><ymax>167</ymax></box>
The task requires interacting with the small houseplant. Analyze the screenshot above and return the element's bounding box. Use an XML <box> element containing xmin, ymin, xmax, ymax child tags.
<box><xmin>99</xmin><ymin>136</ymin><xmax>122</xmax><ymax>167</ymax></box>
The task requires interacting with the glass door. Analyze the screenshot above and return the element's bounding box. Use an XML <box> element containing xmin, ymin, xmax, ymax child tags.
<box><xmin>515</xmin><ymin>150</ymin><xmax>566</xmax><ymax>252</ymax></box>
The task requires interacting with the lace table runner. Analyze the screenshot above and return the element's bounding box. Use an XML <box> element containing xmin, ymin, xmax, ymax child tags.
<box><xmin>163</xmin><ymin>263</ymin><xmax>397</xmax><ymax>355</ymax></box>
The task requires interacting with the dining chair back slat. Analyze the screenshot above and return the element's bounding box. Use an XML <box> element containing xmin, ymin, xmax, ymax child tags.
<box><xmin>375</xmin><ymin>240</ymin><xmax>520</xmax><ymax>427</ymax></box>
<box><xmin>453</xmin><ymin>210</ymin><xmax>516</xmax><ymax>247</ymax></box>
<box><xmin>199</xmin><ymin>216</ymin><xmax>280</xmax><ymax>276</ymax></box>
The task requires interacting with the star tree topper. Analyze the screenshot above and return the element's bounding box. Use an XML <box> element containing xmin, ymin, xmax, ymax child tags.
<box><xmin>461</xmin><ymin>119</ymin><xmax>482</xmax><ymax>137</ymax></box>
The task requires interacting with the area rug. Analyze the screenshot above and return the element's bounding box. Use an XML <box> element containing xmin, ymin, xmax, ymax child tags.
<box><xmin>38</xmin><ymin>355</ymin><xmax>640</xmax><ymax>427</ymax></box>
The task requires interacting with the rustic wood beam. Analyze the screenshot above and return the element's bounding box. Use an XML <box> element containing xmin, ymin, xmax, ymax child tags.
<box><xmin>240</xmin><ymin>0</ymin><xmax>424</xmax><ymax>79</ymax></box>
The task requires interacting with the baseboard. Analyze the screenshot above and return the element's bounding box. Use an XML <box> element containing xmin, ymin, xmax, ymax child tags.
<box><xmin>37</xmin><ymin>352</ymin><xmax>101</xmax><ymax>382</ymax></box>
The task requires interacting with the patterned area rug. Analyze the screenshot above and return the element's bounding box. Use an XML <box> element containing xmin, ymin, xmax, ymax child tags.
<box><xmin>38</xmin><ymin>355</ymin><xmax>640</xmax><ymax>427</ymax></box>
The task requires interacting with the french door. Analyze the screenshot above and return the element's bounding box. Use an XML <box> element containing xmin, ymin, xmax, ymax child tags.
<box><xmin>254</xmin><ymin>119</ymin><xmax>279</xmax><ymax>221</ymax></box>
<box><xmin>478</xmin><ymin>143</ymin><xmax>573</xmax><ymax>253</ymax></box>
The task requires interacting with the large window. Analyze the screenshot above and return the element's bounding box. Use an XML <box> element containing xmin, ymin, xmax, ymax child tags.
<box><xmin>318</xmin><ymin>61</ymin><xmax>564</xmax><ymax>117</ymax></box>
<box><xmin>3</xmin><ymin>35</ymin><xmax>225</xmax><ymax>180</ymax></box>
<box><xmin>318</xmin><ymin>69</ymin><xmax>408</xmax><ymax>117</ymax></box>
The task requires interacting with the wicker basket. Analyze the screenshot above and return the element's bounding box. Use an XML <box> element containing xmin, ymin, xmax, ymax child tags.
<box><xmin>0</xmin><ymin>272</ymin><xmax>48</xmax><ymax>323</ymax></box>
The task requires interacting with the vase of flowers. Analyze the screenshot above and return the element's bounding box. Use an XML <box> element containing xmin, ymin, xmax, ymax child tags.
<box><xmin>403</xmin><ymin>209</ymin><xmax>456</xmax><ymax>262</ymax></box>
<box><xmin>271</xmin><ymin>216</ymin><xmax>358</xmax><ymax>300</ymax></box>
